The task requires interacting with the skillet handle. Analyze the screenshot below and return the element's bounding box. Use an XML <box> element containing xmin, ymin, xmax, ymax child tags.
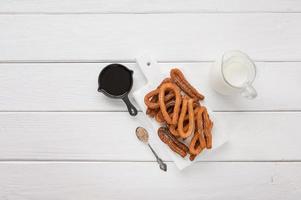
<box><xmin>122</xmin><ymin>95</ymin><xmax>138</xmax><ymax>116</ymax></box>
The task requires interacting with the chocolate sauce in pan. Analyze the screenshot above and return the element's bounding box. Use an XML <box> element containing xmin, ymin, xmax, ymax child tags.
<box><xmin>98</xmin><ymin>64</ymin><xmax>132</xmax><ymax>96</ymax></box>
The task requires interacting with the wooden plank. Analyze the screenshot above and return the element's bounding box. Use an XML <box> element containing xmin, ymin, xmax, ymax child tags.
<box><xmin>1</xmin><ymin>0</ymin><xmax>301</xmax><ymax>13</ymax></box>
<box><xmin>0</xmin><ymin>62</ymin><xmax>300</xmax><ymax>111</ymax></box>
<box><xmin>0</xmin><ymin>14</ymin><xmax>301</xmax><ymax>61</ymax></box>
<box><xmin>0</xmin><ymin>162</ymin><xmax>300</xmax><ymax>199</ymax></box>
<box><xmin>0</xmin><ymin>112</ymin><xmax>300</xmax><ymax>161</ymax></box>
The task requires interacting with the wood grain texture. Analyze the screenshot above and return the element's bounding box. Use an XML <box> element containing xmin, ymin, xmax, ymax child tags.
<box><xmin>0</xmin><ymin>162</ymin><xmax>300</xmax><ymax>200</ymax></box>
<box><xmin>1</xmin><ymin>0</ymin><xmax>301</xmax><ymax>13</ymax></box>
<box><xmin>0</xmin><ymin>62</ymin><xmax>300</xmax><ymax>111</ymax></box>
<box><xmin>0</xmin><ymin>14</ymin><xmax>301</xmax><ymax>61</ymax></box>
<box><xmin>1</xmin><ymin>1</ymin><xmax>301</xmax><ymax>198</ymax></box>
<box><xmin>0</xmin><ymin>112</ymin><xmax>300</xmax><ymax>161</ymax></box>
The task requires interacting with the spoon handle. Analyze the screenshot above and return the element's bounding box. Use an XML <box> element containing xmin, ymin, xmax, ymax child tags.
<box><xmin>148</xmin><ymin>144</ymin><xmax>167</xmax><ymax>171</ymax></box>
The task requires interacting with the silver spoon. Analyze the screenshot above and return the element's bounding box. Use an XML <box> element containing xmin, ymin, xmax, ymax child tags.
<box><xmin>135</xmin><ymin>127</ymin><xmax>167</xmax><ymax>171</ymax></box>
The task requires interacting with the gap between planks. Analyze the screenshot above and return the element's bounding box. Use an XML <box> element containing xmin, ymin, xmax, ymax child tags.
<box><xmin>2</xmin><ymin>11</ymin><xmax>301</xmax><ymax>15</ymax></box>
<box><xmin>0</xmin><ymin>160</ymin><xmax>300</xmax><ymax>163</ymax></box>
<box><xmin>0</xmin><ymin>110</ymin><xmax>300</xmax><ymax>113</ymax></box>
<box><xmin>1</xmin><ymin>60</ymin><xmax>301</xmax><ymax>63</ymax></box>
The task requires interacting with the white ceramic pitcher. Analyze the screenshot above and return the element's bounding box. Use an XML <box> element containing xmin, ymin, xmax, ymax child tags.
<box><xmin>210</xmin><ymin>50</ymin><xmax>257</xmax><ymax>99</ymax></box>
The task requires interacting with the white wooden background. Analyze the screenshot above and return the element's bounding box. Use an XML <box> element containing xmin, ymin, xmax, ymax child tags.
<box><xmin>1</xmin><ymin>1</ymin><xmax>301</xmax><ymax>199</ymax></box>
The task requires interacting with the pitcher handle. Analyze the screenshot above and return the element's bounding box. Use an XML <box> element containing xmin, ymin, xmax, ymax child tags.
<box><xmin>241</xmin><ymin>82</ymin><xmax>257</xmax><ymax>99</ymax></box>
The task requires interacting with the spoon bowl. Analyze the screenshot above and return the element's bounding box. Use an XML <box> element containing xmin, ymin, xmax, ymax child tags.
<box><xmin>135</xmin><ymin>127</ymin><xmax>149</xmax><ymax>144</ymax></box>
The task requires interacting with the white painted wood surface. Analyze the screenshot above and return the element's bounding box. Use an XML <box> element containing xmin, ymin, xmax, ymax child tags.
<box><xmin>0</xmin><ymin>112</ymin><xmax>300</xmax><ymax>161</ymax></box>
<box><xmin>1</xmin><ymin>14</ymin><xmax>301</xmax><ymax>61</ymax></box>
<box><xmin>0</xmin><ymin>62</ymin><xmax>300</xmax><ymax>111</ymax></box>
<box><xmin>1</xmin><ymin>0</ymin><xmax>301</xmax><ymax>13</ymax></box>
<box><xmin>1</xmin><ymin>0</ymin><xmax>301</xmax><ymax>199</ymax></box>
<box><xmin>1</xmin><ymin>162</ymin><xmax>300</xmax><ymax>200</ymax></box>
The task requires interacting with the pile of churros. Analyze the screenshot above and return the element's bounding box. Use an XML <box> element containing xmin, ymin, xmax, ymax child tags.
<box><xmin>144</xmin><ymin>68</ymin><xmax>213</xmax><ymax>161</ymax></box>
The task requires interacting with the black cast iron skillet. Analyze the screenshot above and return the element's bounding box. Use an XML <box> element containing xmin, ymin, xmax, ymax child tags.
<box><xmin>98</xmin><ymin>64</ymin><xmax>138</xmax><ymax>116</ymax></box>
